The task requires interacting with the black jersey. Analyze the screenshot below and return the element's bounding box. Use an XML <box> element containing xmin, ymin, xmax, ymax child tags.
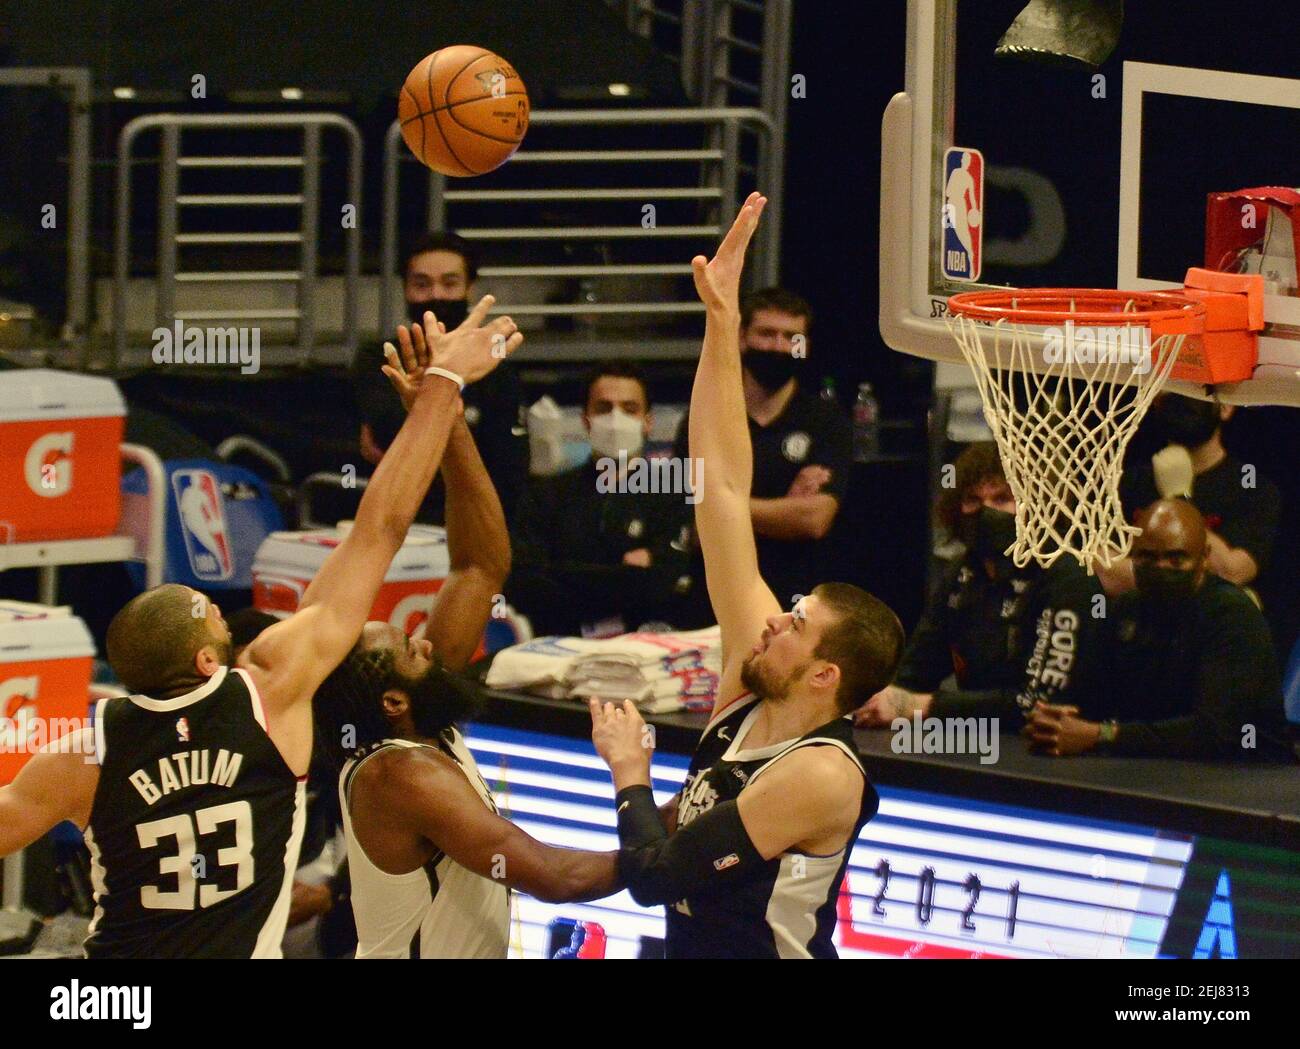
<box><xmin>83</xmin><ymin>666</ymin><xmax>306</xmax><ymax>958</ymax></box>
<box><xmin>668</xmin><ymin>693</ymin><xmax>877</xmax><ymax>959</ymax></box>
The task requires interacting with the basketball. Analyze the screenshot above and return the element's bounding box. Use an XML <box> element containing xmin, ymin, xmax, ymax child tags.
<box><xmin>398</xmin><ymin>45</ymin><xmax>530</xmax><ymax>177</ymax></box>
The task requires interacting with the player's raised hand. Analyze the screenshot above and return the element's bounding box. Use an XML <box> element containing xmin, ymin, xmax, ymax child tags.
<box><xmin>589</xmin><ymin>698</ymin><xmax>654</xmax><ymax>782</ymax></box>
<box><xmin>428</xmin><ymin>293</ymin><xmax>524</xmax><ymax>386</ymax></box>
<box><xmin>382</xmin><ymin>312</ymin><xmax>447</xmax><ymax>413</ymax></box>
<box><xmin>691</xmin><ymin>192</ymin><xmax>767</xmax><ymax>312</ymax></box>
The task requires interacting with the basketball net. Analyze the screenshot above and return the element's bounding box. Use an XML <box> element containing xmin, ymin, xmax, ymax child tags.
<box><xmin>946</xmin><ymin>303</ymin><xmax>1184</xmax><ymax>571</ymax></box>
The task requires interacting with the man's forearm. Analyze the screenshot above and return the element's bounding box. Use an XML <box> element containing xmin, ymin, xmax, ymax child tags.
<box><xmin>524</xmin><ymin>849</ymin><xmax>622</xmax><ymax>903</ymax></box>
<box><xmin>689</xmin><ymin>306</ymin><xmax>750</xmax><ymax>497</ymax></box>
<box><xmin>750</xmin><ymin>494</ymin><xmax>837</xmax><ymax>540</ymax></box>
<box><xmin>440</xmin><ymin>417</ymin><xmax>511</xmax><ymax>583</ymax></box>
<box><xmin>356</xmin><ymin>377</ymin><xmax>460</xmax><ymax>543</ymax></box>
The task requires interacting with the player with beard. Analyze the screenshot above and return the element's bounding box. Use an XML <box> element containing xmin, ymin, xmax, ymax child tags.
<box><xmin>314</xmin><ymin>320</ymin><xmax>620</xmax><ymax>959</ymax></box>
<box><xmin>589</xmin><ymin>195</ymin><xmax>905</xmax><ymax>959</ymax></box>
<box><xmin>0</xmin><ymin>296</ymin><xmax>520</xmax><ymax>957</ymax></box>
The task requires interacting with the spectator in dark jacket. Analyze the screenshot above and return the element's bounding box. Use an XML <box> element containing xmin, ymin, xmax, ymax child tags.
<box><xmin>854</xmin><ymin>443</ymin><xmax>1107</xmax><ymax>732</ymax></box>
<box><xmin>507</xmin><ymin>362</ymin><xmax>695</xmax><ymax>637</ymax></box>
<box><xmin>1024</xmin><ymin>499</ymin><xmax>1293</xmax><ymax>761</ymax></box>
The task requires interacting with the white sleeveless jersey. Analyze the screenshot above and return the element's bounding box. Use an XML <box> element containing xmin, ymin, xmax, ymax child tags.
<box><xmin>339</xmin><ymin>729</ymin><xmax>510</xmax><ymax>959</ymax></box>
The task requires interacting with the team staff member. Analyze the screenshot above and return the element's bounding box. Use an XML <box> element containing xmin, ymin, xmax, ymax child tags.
<box><xmin>591</xmin><ymin>194</ymin><xmax>905</xmax><ymax>959</ymax></box>
<box><xmin>0</xmin><ymin>297</ymin><xmax>521</xmax><ymax>957</ymax></box>
<box><xmin>315</xmin><ymin>321</ymin><xmax>621</xmax><ymax>959</ymax></box>
<box><xmin>672</xmin><ymin>287</ymin><xmax>852</xmax><ymax>613</ymax></box>
<box><xmin>1025</xmin><ymin>500</ymin><xmax>1293</xmax><ymax>761</ymax></box>
<box><xmin>353</xmin><ymin>230</ymin><xmax>527</xmax><ymax>521</ymax></box>
<box><xmin>854</xmin><ymin>443</ymin><xmax>1105</xmax><ymax>730</ymax></box>
<box><xmin>1120</xmin><ymin>393</ymin><xmax>1280</xmax><ymax>590</ymax></box>
<box><xmin>508</xmin><ymin>361</ymin><xmax>695</xmax><ymax>636</ymax></box>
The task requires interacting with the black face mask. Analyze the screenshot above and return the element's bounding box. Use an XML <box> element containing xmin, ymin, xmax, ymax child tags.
<box><xmin>407</xmin><ymin>297</ymin><xmax>469</xmax><ymax>332</ymax></box>
<box><xmin>743</xmin><ymin>349</ymin><xmax>800</xmax><ymax>393</ymax></box>
<box><xmin>958</xmin><ymin>506</ymin><xmax>1017</xmax><ymax>563</ymax></box>
<box><xmin>1134</xmin><ymin>563</ymin><xmax>1200</xmax><ymax>608</ymax></box>
<box><xmin>1152</xmin><ymin>396</ymin><xmax>1220</xmax><ymax>448</ymax></box>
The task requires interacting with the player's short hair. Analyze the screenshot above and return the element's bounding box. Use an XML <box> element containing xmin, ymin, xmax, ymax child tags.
<box><xmin>583</xmin><ymin>360</ymin><xmax>651</xmax><ymax>412</ymax></box>
<box><xmin>810</xmin><ymin>582</ymin><xmax>905</xmax><ymax>714</ymax></box>
<box><xmin>403</xmin><ymin>230</ymin><xmax>479</xmax><ymax>284</ymax></box>
<box><xmin>741</xmin><ymin>287</ymin><xmax>813</xmax><ymax>331</ymax></box>
<box><xmin>935</xmin><ymin>441</ymin><xmax>1007</xmax><ymax>535</ymax></box>
<box><xmin>106</xmin><ymin>584</ymin><xmax>215</xmax><ymax>696</ymax></box>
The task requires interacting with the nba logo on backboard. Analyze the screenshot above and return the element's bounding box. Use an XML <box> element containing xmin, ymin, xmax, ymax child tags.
<box><xmin>171</xmin><ymin>469</ymin><xmax>234</xmax><ymax>581</ymax></box>
<box><xmin>942</xmin><ymin>147</ymin><xmax>984</xmax><ymax>282</ymax></box>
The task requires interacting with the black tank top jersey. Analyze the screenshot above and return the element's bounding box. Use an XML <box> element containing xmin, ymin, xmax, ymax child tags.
<box><xmin>668</xmin><ymin>693</ymin><xmax>878</xmax><ymax>959</ymax></box>
<box><xmin>83</xmin><ymin>666</ymin><xmax>306</xmax><ymax>959</ymax></box>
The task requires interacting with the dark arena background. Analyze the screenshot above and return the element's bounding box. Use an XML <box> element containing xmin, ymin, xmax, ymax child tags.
<box><xmin>0</xmin><ymin>0</ymin><xmax>1297</xmax><ymax>1022</ymax></box>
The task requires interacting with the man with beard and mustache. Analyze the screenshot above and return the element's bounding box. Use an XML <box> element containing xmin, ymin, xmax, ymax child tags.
<box><xmin>353</xmin><ymin>230</ymin><xmax>527</xmax><ymax>521</ymax></box>
<box><xmin>1119</xmin><ymin>393</ymin><xmax>1280</xmax><ymax>591</ymax></box>
<box><xmin>851</xmin><ymin>442</ymin><xmax>1106</xmax><ymax>732</ymax></box>
<box><xmin>0</xmin><ymin>297</ymin><xmax>522</xmax><ymax>957</ymax></box>
<box><xmin>589</xmin><ymin>195</ymin><xmax>904</xmax><ymax>959</ymax></box>
<box><xmin>315</xmin><ymin>322</ymin><xmax>621</xmax><ymax>959</ymax></box>
<box><xmin>1023</xmin><ymin>499</ymin><xmax>1294</xmax><ymax>762</ymax></box>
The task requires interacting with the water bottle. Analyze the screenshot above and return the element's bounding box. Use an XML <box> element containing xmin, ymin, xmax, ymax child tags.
<box><xmin>820</xmin><ymin>376</ymin><xmax>838</xmax><ymax>405</ymax></box>
<box><xmin>852</xmin><ymin>382</ymin><xmax>880</xmax><ymax>462</ymax></box>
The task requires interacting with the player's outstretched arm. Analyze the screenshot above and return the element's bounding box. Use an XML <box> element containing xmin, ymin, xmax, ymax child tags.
<box><xmin>0</xmin><ymin>731</ymin><xmax>99</xmax><ymax>857</ymax></box>
<box><xmin>420</xmin><ymin>415</ymin><xmax>511</xmax><ymax>669</ymax></box>
<box><xmin>376</xmin><ymin>749</ymin><xmax>621</xmax><ymax>903</ymax></box>
<box><xmin>242</xmin><ymin>296</ymin><xmax>522</xmax><ymax>709</ymax></box>
<box><xmin>688</xmin><ymin>193</ymin><xmax>782</xmax><ymax>671</ymax></box>
<box><xmin>382</xmin><ymin>321</ymin><xmax>513</xmax><ymax>671</ymax></box>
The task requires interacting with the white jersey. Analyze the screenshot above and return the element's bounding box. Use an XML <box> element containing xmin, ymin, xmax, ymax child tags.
<box><xmin>339</xmin><ymin>729</ymin><xmax>510</xmax><ymax>959</ymax></box>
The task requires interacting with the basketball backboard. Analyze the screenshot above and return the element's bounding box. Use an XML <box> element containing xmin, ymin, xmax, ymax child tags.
<box><xmin>880</xmin><ymin>0</ymin><xmax>1300</xmax><ymax>406</ymax></box>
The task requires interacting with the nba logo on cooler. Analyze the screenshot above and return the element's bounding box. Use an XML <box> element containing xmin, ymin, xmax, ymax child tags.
<box><xmin>171</xmin><ymin>469</ymin><xmax>234</xmax><ymax>581</ymax></box>
<box><xmin>942</xmin><ymin>147</ymin><xmax>984</xmax><ymax>282</ymax></box>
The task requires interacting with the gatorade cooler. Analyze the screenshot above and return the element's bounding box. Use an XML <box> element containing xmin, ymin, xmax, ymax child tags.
<box><xmin>0</xmin><ymin>369</ymin><xmax>126</xmax><ymax>542</ymax></box>
<box><xmin>252</xmin><ymin>524</ymin><xmax>452</xmax><ymax>636</ymax></box>
<box><xmin>0</xmin><ymin>602</ymin><xmax>95</xmax><ymax>786</ymax></box>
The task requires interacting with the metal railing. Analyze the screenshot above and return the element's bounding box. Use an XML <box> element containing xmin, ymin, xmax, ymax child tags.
<box><xmin>607</xmin><ymin>0</ymin><xmax>709</xmax><ymax>98</ymax></box>
<box><xmin>380</xmin><ymin>107</ymin><xmax>779</xmax><ymax>343</ymax></box>
<box><xmin>0</xmin><ymin>67</ymin><xmax>92</xmax><ymax>360</ymax></box>
<box><xmin>607</xmin><ymin>0</ymin><xmax>793</xmax><ymax>116</ymax></box>
<box><xmin>112</xmin><ymin>113</ymin><xmax>362</xmax><ymax>369</ymax></box>
<box><xmin>603</xmin><ymin>1</ymin><xmax>791</xmax><ymax>280</ymax></box>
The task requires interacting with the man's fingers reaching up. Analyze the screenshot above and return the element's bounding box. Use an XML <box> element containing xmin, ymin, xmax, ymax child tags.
<box><xmin>718</xmin><ymin>192</ymin><xmax>767</xmax><ymax>262</ymax></box>
<box><xmin>460</xmin><ymin>293</ymin><xmax>496</xmax><ymax>331</ymax></box>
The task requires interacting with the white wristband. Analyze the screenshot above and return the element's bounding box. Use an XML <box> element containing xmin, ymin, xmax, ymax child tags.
<box><xmin>424</xmin><ymin>366</ymin><xmax>465</xmax><ymax>392</ymax></box>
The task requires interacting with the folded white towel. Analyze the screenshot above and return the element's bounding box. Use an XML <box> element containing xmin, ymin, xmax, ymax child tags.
<box><xmin>485</xmin><ymin>626</ymin><xmax>723</xmax><ymax>712</ymax></box>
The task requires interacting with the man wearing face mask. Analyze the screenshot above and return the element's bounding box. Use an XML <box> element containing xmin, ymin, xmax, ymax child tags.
<box><xmin>1119</xmin><ymin>393</ymin><xmax>1280</xmax><ymax>591</ymax></box>
<box><xmin>506</xmin><ymin>362</ymin><xmax>695</xmax><ymax>636</ymax></box>
<box><xmin>350</xmin><ymin>231</ymin><xmax>527</xmax><ymax>521</ymax></box>
<box><xmin>853</xmin><ymin>442</ymin><xmax>1107</xmax><ymax>731</ymax></box>
<box><xmin>1024</xmin><ymin>499</ymin><xmax>1294</xmax><ymax>761</ymax></box>
<box><xmin>671</xmin><ymin>287</ymin><xmax>852</xmax><ymax>615</ymax></box>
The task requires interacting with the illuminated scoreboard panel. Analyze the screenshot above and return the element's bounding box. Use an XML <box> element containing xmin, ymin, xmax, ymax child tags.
<box><xmin>464</xmin><ymin>725</ymin><xmax>1297</xmax><ymax>959</ymax></box>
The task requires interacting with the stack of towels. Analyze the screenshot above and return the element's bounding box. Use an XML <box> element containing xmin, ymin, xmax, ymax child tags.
<box><xmin>484</xmin><ymin>626</ymin><xmax>722</xmax><ymax>713</ymax></box>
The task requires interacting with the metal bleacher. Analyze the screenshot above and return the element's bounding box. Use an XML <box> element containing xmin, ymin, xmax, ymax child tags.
<box><xmin>2</xmin><ymin>0</ymin><xmax>792</xmax><ymax>373</ymax></box>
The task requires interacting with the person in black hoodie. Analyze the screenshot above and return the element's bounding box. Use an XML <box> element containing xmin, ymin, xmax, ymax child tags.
<box><xmin>1024</xmin><ymin>499</ymin><xmax>1294</xmax><ymax>761</ymax></box>
<box><xmin>854</xmin><ymin>442</ymin><xmax>1106</xmax><ymax>732</ymax></box>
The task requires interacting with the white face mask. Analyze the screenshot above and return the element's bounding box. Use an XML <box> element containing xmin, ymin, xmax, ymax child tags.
<box><xmin>588</xmin><ymin>407</ymin><xmax>646</xmax><ymax>460</ymax></box>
